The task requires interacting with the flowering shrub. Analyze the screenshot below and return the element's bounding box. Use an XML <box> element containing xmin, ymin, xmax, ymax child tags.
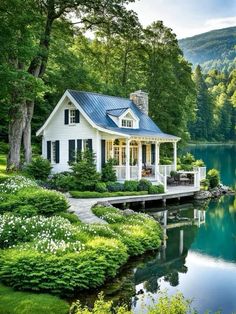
<box><xmin>0</xmin><ymin>188</ymin><xmax>69</xmax><ymax>215</ymax></box>
<box><xmin>0</xmin><ymin>214</ymin><xmax>78</xmax><ymax>248</ymax></box>
<box><xmin>0</xmin><ymin>175</ymin><xmax>37</xmax><ymax>195</ymax></box>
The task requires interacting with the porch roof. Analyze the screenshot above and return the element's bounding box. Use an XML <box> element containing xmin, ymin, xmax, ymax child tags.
<box><xmin>104</xmin><ymin>126</ymin><xmax>180</xmax><ymax>141</ymax></box>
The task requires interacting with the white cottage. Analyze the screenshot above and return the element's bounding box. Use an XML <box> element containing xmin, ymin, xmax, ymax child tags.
<box><xmin>37</xmin><ymin>90</ymin><xmax>204</xmax><ymax>191</ymax></box>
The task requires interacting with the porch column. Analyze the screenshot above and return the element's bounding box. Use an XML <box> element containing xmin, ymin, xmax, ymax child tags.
<box><xmin>155</xmin><ymin>141</ymin><xmax>160</xmax><ymax>181</ymax></box>
<box><xmin>138</xmin><ymin>141</ymin><xmax>142</xmax><ymax>180</ymax></box>
<box><xmin>125</xmin><ymin>138</ymin><xmax>130</xmax><ymax>180</ymax></box>
<box><xmin>173</xmin><ymin>141</ymin><xmax>177</xmax><ymax>171</ymax></box>
<box><xmin>111</xmin><ymin>139</ymin><xmax>114</xmax><ymax>159</ymax></box>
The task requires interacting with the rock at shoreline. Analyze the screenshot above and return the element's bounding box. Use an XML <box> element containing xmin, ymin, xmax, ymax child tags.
<box><xmin>194</xmin><ymin>190</ymin><xmax>212</xmax><ymax>200</ymax></box>
<box><xmin>194</xmin><ymin>184</ymin><xmax>234</xmax><ymax>199</ymax></box>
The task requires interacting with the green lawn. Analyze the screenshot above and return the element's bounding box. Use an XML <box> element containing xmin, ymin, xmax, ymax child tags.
<box><xmin>70</xmin><ymin>190</ymin><xmax>148</xmax><ymax>198</ymax></box>
<box><xmin>0</xmin><ymin>154</ymin><xmax>7</xmax><ymax>178</ymax></box>
<box><xmin>0</xmin><ymin>284</ymin><xmax>69</xmax><ymax>314</ymax></box>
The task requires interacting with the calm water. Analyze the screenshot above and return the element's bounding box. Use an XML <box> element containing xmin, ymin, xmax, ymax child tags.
<box><xmin>79</xmin><ymin>144</ymin><xmax>236</xmax><ymax>314</ymax></box>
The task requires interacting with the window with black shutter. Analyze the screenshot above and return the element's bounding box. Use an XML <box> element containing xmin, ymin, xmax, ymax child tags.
<box><xmin>64</xmin><ymin>109</ymin><xmax>69</xmax><ymax>125</ymax></box>
<box><xmin>75</xmin><ymin>110</ymin><xmax>80</xmax><ymax>123</ymax></box>
<box><xmin>47</xmin><ymin>141</ymin><xmax>51</xmax><ymax>161</ymax></box>
<box><xmin>55</xmin><ymin>141</ymin><xmax>60</xmax><ymax>163</ymax></box>
<box><xmin>101</xmin><ymin>140</ymin><xmax>106</xmax><ymax>168</ymax></box>
<box><xmin>68</xmin><ymin>140</ymin><xmax>75</xmax><ymax>162</ymax></box>
<box><xmin>87</xmin><ymin>139</ymin><xmax>92</xmax><ymax>151</ymax></box>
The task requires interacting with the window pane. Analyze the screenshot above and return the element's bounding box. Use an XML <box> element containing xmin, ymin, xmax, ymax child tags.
<box><xmin>70</xmin><ymin>109</ymin><xmax>76</xmax><ymax>124</ymax></box>
<box><xmin>52</xmin><ymin>142</ymin><xmax>56</xmax><ymax>163</ymax></box>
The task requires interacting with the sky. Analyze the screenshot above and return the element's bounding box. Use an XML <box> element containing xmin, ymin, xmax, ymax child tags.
<box><xmin>128</xmin><ymin>0</ymin><xmax>236</xmax><ymax>39</ymax></box>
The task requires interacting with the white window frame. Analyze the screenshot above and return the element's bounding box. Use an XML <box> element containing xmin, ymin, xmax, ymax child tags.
<box><xmin>121</xmin><ymin>118</ymin><xmax>133</xmax><ymax>128</ymax></box>
<box><xmin>69</xmin><ymin>109</ymin><xmax>76</xmax><ymax>125</ymax></box>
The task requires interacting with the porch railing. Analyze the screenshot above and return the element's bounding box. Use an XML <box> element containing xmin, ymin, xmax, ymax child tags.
<box><xmin>159</xmin><ymin>164</ymin><xmax>176</xmax><ymax>176</ymax></box>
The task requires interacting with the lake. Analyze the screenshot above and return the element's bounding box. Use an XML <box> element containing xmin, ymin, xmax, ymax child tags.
<box><xmin>79</xmin><ymin>144</ymin><xmax>236</xmax><ymax>314</ymax></box>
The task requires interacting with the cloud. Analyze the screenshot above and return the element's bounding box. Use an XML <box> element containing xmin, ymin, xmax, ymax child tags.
<box><xmin>205</xmin><ymin>16</ymin><xmax>236</xmax><ymax>29</ymax></box>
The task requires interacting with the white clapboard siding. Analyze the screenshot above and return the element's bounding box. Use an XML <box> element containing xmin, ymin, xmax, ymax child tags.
<box><xmin>43</xmin><ymin>97</ymin><xmax>98</xmax><ymax>173</ymax></box>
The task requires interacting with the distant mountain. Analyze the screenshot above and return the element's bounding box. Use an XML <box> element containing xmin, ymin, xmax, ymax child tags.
<box><xmin>179</xmin><ymin>26</ymin><xmax>236</xmax><ymax>73</ymax></box>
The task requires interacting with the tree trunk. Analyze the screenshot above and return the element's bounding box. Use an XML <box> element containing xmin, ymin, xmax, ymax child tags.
<box><xmin>7</xmin><ymin>105</ymin><xmax>26</xmax><ymax>171</ymax></box>
<box><xmin>23</xmin><ymin>101</ymin><xmax>34</xmax><ymax>163</ymax></box>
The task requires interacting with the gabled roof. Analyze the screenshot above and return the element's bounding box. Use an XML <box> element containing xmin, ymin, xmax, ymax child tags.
<box><xmin>68</xmin><ymin>90</ymin><xmax>180</xmax><ymax>140</ymax></box>
<box><xmin>37</xmin><ymin>89</ymin><xmax>180</xmax><ymax>141</ymax></box>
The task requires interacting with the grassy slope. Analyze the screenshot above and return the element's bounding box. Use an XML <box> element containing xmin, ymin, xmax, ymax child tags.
<box><xmin>0</xmin><ymin>154</ymin><xmax>7</xmax><ymax>179</ymax></box>
<box><xmin>0</xmin><ymin>284</ymin><xmax>69</xmax><ymax>314</ymax></box>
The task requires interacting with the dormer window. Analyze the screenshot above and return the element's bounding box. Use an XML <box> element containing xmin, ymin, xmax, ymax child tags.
<box><xmin>69</xmin><ymin>109</ymin><xmax>76</xmax><ymax>124</ymax></box>
<box><xmin>122</xmin><ymin>119</ymin><xmax>133</xmax><ymax>128</ymax></box>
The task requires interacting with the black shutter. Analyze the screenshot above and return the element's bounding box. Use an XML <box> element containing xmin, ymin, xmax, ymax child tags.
<box><xmin>75</xmin><ymin>110</ymin><xmax>80</xmax><ymax>123</ymax></box>
<box><xmin>64</xmin><ymin>109</ymin><xmax>69</xmax><ymax>125</ymax></box>
<box><xmin>47</xmin><ymin>141</ymin><xmax>51</xmax><ymax>161</ymax></box>
<box><xmin>151</xmin><ymin>144</ymin><xmax>155</xmax><ymax>165</ymax></box>
<box><xmin>87</xmin><ymin>139</ymin><xmax>92</xmax><ymax>151</ymax></box>
<box><xmin>77</xmin><ymin>139</ymin><xmax>82</xmax><ymax>153</ymax></box>
<box><xmin>142</xmin><ymin>145</ymin><xmax>146</xmax><ymax>164</ymax></box>
<box><xmin>55</xmin><ymin>140</ymin><xmax>60</xmax><ymax>163</ymax></box>
<box><xmin>101</xmin><ymin>140</ymin><xmax>106</xmax><ymax>168</ymax></box>
<box><xmin>68</xmin><ymin>140</ymin><xmax>75</xmax><ymax>162</ymax></box>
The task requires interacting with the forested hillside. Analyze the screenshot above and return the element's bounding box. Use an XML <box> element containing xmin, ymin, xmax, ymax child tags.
<box><xmin>179</xmin><ymin>26</ymin><xmax>236</xmax><ymax>73</ymax></box>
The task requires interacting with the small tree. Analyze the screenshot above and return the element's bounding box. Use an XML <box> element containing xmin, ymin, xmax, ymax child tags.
<box><xmin>207</xmin><ymin>168</ymin><xmax>220</xmax><ymax>188</ymax></box>
<box><xmin>101</xmin><ymin>159</ymin><xmax>117</xmax><ymax>182</ymax></box>
<box><xmin>25</xmin><ymin>156</ymin><xmax>52</xmax><ymax>180</ymax></box>
<box><xmin>70</xmin><ymin>150</ymin><xmax>101</xmax><ymax>191</ymax></box>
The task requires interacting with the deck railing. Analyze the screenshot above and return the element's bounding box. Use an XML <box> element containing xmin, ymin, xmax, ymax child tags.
<box><xmin>159</xmin><ymin>164</ymin><xmax>176</xmax><ymax>176</ymax></box>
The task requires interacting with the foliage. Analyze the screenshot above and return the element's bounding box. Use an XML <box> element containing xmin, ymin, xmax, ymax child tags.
<box><xmin>106</xmin><ymin>182</ymin><xmax>124</xmax><ymax>192</ymax></box>
<box><xmin>124</xmin><ymin>180</ymin><xmax>138</xmax><ymax>192</ymax></box>
<box><xmin>71</xmin><ymin>291</ymin><xmax>194</xmax><ymax>314</ymax></box>
<box><xmin>95</xmin><ymin>182</ymin><xmax>108</xmax><ymax>193</ymax></box>
<box><xmin>0</xmin><ymin>188</ymin><xmax>69</xmax><ymax>215</ymax></box>
<box><xmin>92</xmin><ymin>206</ymin><xmax>162</xmax><ymax>256</ymax></box>
<box><xmin>0</xmin><ymin>284</ymin><xmax>69</xmax><ymax>314</ymax></box>
<box><xmin>71</xmin><ymin>150</ymin><xmax>101</xmax><ymax>191</ymax></box>
<box><xmin>70</xmin><ymin>292</ymin><xmax>131</xmax><ymax>314</ymax></box>
<box><xmin>180</xmin><ymin>153</ymin><xmax>195</xmax><ymax>165</ymax></box>
<box><xmin>0</xmin><ymin>249</ymin><xmax>107</xmax><ymax>295</ymax></box>
<box><xmin>24</xmin><ymin>156</ymin><xmax>52</xmax><ymax>180</ymax></box>
<box><xmin>101</xmin><ymin>159</ymin><xmax>117</xmax><ymax>182</ymax></box>
<box><xmin>0</xmin><ymin>175</ymin><xmax>37</xmax><ymax>195</ymax></box>
<box><xmin>137</xmin><ymin>179</ymin><xmax>152</xmax><ymax>191</ymax></box>
<box><xmin>207</xmin><ymin>168</ymin><xmax>220</xmax><ymax>188</ymax></box>
<box><xmin>56</xmin><ymin>211</ymin><xmax>81</xmax><ymax>224</ymax></box>
<box><xmin>70</xmin><ymin>191</ymin><xmax>147</xmax><ymax>198</ymax></box>
<box><xmin>48</xmin><ymin>172</ymin><xmax>77</xmax><ymax>192</ymax></box>
<box><xmin>0</xmin><ymin>214</ymin><xmax>78</xmax><ymax>248</ymax></box>
<box><xmin>87</xmin><ymin>237</ymin><xmax>128</xmax><ymax>277</ymax></box>
<box><xmin>148</xmin><ymin>185</ymin><xmax>164</xmax><ymax>194</ymax></box>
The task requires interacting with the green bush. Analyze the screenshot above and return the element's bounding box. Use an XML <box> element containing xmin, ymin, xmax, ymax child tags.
<box><xmin>56</xmin><ymin>211</ymin><xmax>81</xmax><ymax>224</ymax></box>
<box><xmin>148</xmin><ymin>185</ymin><xmax>164</xmax><ymax>194</ymax></box>
<box><xmin>95</xmin><ymin>182</ymin><xmax>108</xmax><ymax>193</ymax></box>
<box><xmin>137</xmin><ymin>179</ymin><xmax>152</xmax><ymax>191</ymax></box>
<box><xmin>70</xmin><ymin>150</ymin><xmax>101</xmax><ymax>191</ymax></box>
<box><xmin>124</xmin><ymin>180</ymin><xmax>138</xmax><ymax>192</ymax></box>
<box><xmin>207</xmin><ymin>168</ymin><xmax>220</xmax><ymax>188</ymax></box>
<box><xmin>92</xmin><ymin>206</ymin><xmax>126</xmax><ymax>224</ymax></box>
<box><xmin>87</xmin><ymin>237</ymin><xmax>128</xmax><ymax>277</ymax></box>
<box><xmin>180</xmin><ymin>153</ymin><xmax>195</xmax><ymax>165</ymax></box>
<box><xmin>0</xmin><ymin>175</ymin><xmax>38</xmax><ymax>194</ymax></box>
<box><xmin>0</xmin><ymin>249</ymin><xmax>107</xmax><ymax>295</ymax></box>
<box><xmin>71</xmin><ymin>291</ymin><xmax>193</xmax><ymax>314</ymax></box>
<box><xmin>0</xmin><ymin>188</ymin><xmax>69</xmax><ymax>216</ymax></box>
<box><xmin>49</xmin><ymin>172</ymin><xmax>77</xmax><ymax>192</ymax></box>
<box><xmin>0</xmin><ymin>284</ymin><xmax>69</xmax><ymax>314</ymax></box>
<box><xmin>101</xmin><ymin>159</ymin><xmax>117</xmax><ymax>182</ymax></box>
<box><xmin>200</xmin><ymin>178</ymin><xmax>209</xmax><ymax>190</ymax></box>
<box><xmin>106</xmin><ymin>182</ymin><xmax>124</xmax><ymax>192</ymax></box>
<box><xmin>193</xmin><ymin>159</ymin><xmax>205</xmax><ymax>167</ymax></box>
<box><xmin>14</xmin><ymin>205</ymin><xmax>37</xmax><ymax>217</ymax></box>
<box><xmin>24</xmin><ymin>156</ymin><xmax>52</xmax><ymax>180</ymax></box>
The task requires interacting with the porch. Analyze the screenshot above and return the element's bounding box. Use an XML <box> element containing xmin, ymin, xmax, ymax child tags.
<box><xmin>103</xmin><ymin>137</ymin><xmax>206</xmax><ymax>192</ymax></box>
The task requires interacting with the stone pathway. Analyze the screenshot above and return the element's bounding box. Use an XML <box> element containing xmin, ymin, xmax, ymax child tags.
<box><xmin>68</xmin><ymin>196</ymin><xmax>106</xmax><ymax>224</ymax></box>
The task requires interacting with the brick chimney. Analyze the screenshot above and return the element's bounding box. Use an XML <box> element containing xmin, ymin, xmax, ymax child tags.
<box><xmin>130</xmin><ymin>90</ymin><xmax>149</xmax><ymax>115</ymax></box>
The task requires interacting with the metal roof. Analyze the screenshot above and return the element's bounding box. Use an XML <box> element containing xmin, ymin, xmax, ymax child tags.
<box><xmin>68</xmin><ymin>90</ymin><xmax>179</xmax><ymax>140</ymax></box>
